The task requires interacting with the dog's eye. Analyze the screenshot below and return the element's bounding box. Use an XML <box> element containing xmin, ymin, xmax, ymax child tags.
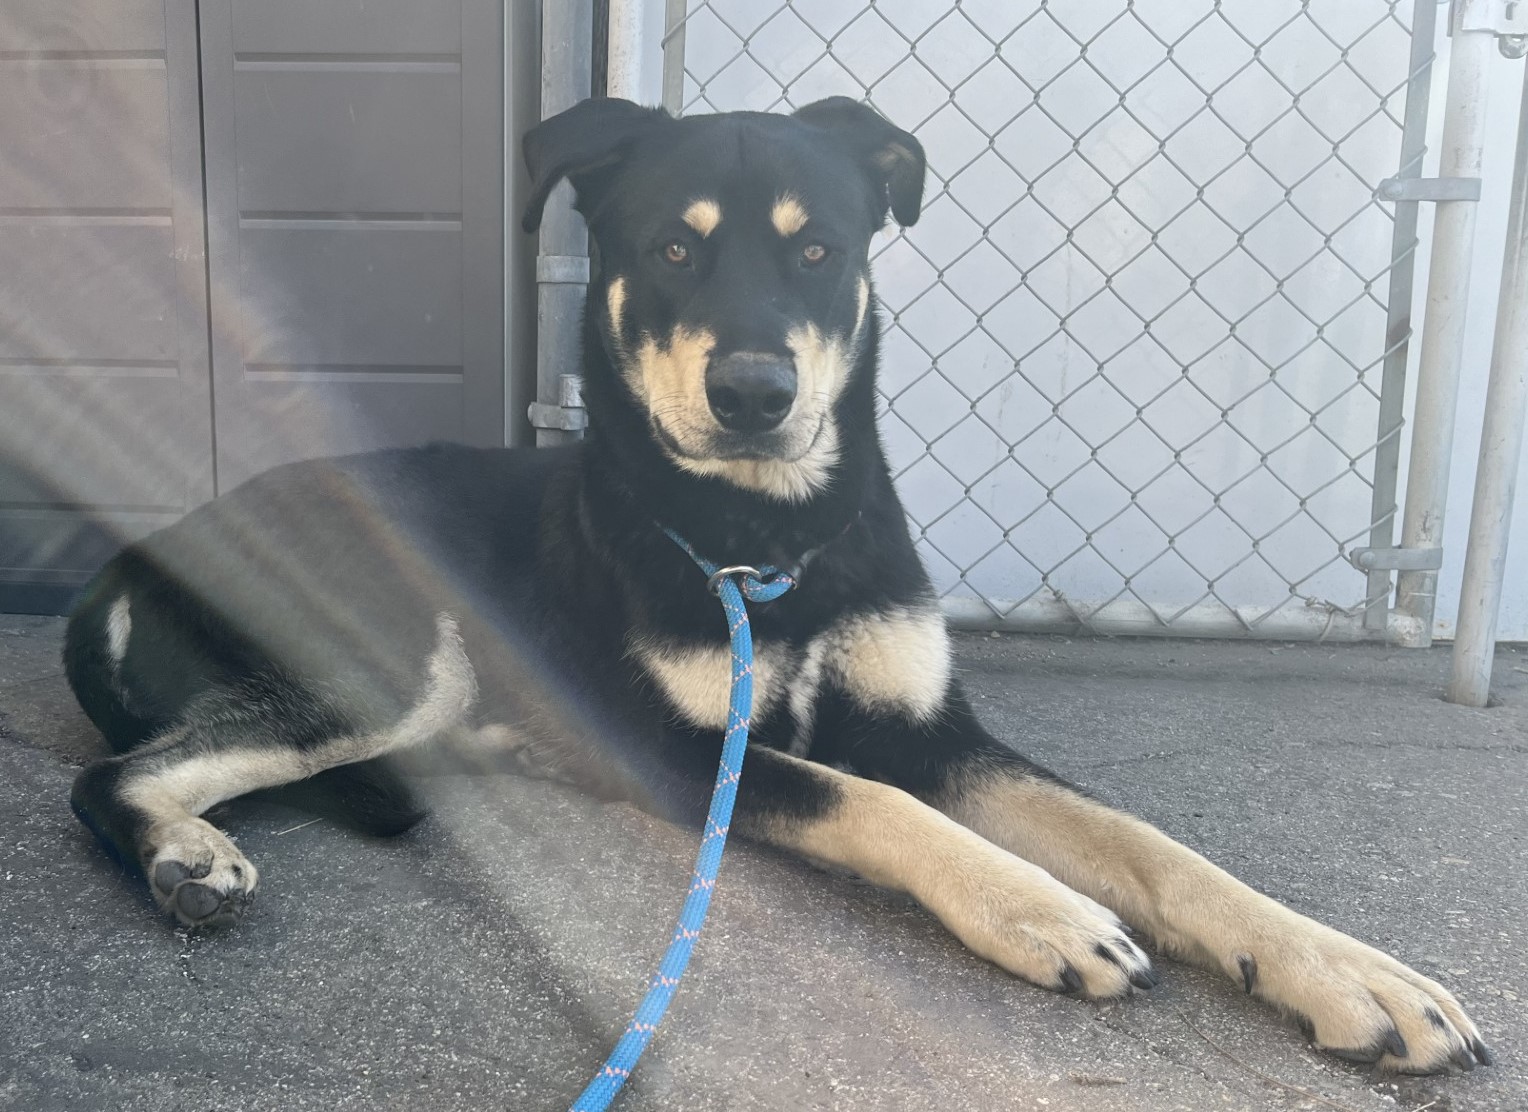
<box><xmin>663</xmin><ymin>241</ymin><xmax>690</xmax><ymax>266</ymax></box>
<box><xmin>801</xmin><ymin>243</ymin><xmax>828</xmax><ymax>267</ymax></box>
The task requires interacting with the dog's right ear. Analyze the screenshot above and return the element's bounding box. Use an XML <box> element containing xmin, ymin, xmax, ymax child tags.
<box><xmin>521</xmin><ymin>97</ymin><xmax>669</xmax><ymax>233</ymax></box>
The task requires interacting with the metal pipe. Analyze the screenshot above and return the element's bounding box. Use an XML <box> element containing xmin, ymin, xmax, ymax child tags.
<box><xmin>504</xmin><ymin>0</ymin><xmax>542</xmax><ymax>447</ymax></box>
<box><xmin>1448</xmin><ymin>62</ymin><xmax>1528</xmax><ymax>707</ymax></box>
<box><xmin>532</xmin><ymin>0</ymin><xmax>593</xmax><ymax>447</ymax></box>
<box><xmin>606</xmin><ymin>0</ymin><xmax>645</xmax><ymax>101</ymax></box>
<box><xmin>1393</xmin><ymin>18</ymin><xmax>1496</xmax><ymax>645</ymax></box>
<box><xmin>661</xmin><ymin>0</ymin><xmax>687</xmax><ymax>113</ymax></box>
<box><xmin>1365</xmin><ymin>0</ymin><xmax>1439</xmax><ymax>632</ymax></box>
<box><xmin>940</xmin><ymin>597</ymin><xmax>1392</xmax><ymax>642</ymax></box>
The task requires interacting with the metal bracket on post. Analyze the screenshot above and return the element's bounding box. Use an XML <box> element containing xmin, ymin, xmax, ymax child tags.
<box><xmin>536</xmin><ymin>255</ymin><xmax>591</xmax><ymax>287</ymax></box>
<box><xmin>1454</xmin><ymin>0</ymin><xmax>1528</xmax><ymax>55</ymax></box>
<box><xmin>531</xmin><ymin>253</ymin><xmax>592</xmax><ymax>436</ymax></box>
<box><xmin>1349</xmin><ymin>547</ymin><xmax>1444</xmax><ymax>572</ymax></box>
<box><xmin>1376</xmin><ymin>176</ymin><xmax>1483</xmax><ymax>202</ymax></box>
<box><xmin>528</xmin><ymin>373</ymin><xmax>588</xmax><ymax>433</ymax></box>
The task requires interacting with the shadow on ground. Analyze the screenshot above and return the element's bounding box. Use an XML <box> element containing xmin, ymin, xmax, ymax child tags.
<box><xmin>2</xmin><ymin>616</ymin><xmax>1524</xmax><ymax>1111</ymax></box>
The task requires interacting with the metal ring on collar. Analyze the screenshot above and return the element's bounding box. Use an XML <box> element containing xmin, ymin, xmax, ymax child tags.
<box><xmin>706</xmin><ymin>565</ymin><xmax>762</xmax><ymax>595</ymax></box>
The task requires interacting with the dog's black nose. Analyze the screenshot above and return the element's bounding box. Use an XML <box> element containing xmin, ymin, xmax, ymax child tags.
<box><xmin>705</xmin><ymin>353</ymin><xmax>797</xmax><ymax>432</ymax></box>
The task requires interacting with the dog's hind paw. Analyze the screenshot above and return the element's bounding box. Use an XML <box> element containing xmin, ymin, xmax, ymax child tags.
<box><xmin>144</xmin><ymin>819</ymin><xmax>258</xmax><ymax>928</ymax></box>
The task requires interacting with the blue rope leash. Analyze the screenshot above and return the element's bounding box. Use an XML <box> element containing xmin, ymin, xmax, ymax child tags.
<box><xmin>569</xmin><ymin>530</ymin><xmax>796</xmax><ymax>1112</ymax></box>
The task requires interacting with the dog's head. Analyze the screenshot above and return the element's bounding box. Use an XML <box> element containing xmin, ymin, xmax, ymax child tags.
<box><xmin>522</xmin><ymin>97</ymin><xmax>925</xmax><ymax>501</ymax></box>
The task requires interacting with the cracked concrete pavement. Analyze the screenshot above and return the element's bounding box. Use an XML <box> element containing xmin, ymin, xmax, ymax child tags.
<box><xmin>2</xmin><ymin>615</ymin><xmax>1525</xmax><ymax>1110</ymax></box>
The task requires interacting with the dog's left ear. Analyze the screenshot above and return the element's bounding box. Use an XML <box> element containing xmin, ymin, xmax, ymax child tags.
<box><xmin>521</xmin><ymin>97</ymin><xmax>670</xmax><ymax>232</ymax></box>
<box><xmin>792</xmin><ymin>96</ymin><xmax>926</xmax><ymax>227</ymax></box>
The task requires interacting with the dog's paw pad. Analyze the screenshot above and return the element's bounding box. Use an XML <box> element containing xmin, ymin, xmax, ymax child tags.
<box><xmin>145</xmin><ymin>820</ymin><xmax>258</xmax><ymax>928</ymax></box>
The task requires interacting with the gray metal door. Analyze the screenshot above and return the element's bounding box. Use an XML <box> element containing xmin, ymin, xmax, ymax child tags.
<box><xmin>0</xmin><ymin>1</ymin><xmax>214</xmax><ymax>612</ymax></box>
<box><xmin>0</xmin><ymin>1</ymin><xmax>507</xmax><ymax>612</ymax></box>
<box><xmin>198</xmin><ymin>0</ymin><xmax>505</xmax><ymax>490</ymax></box>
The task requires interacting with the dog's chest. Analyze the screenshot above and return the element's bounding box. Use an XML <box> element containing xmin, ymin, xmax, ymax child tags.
<box><xmin>630</xmin><ymin>605</ymin><xmax>951</xmax><ymax>745</ymax></box>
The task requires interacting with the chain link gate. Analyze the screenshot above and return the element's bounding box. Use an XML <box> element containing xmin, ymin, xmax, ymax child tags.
<box><xmin>655</xmin><ymin>0</ymin><xmax>1437</xmax><ymax>639</ymax></box>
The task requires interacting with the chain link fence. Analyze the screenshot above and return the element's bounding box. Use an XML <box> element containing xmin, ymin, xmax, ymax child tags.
<box><xmin>660</xmin><ymin>0</ymin><xmax>1432</xmax><ymax>638</ymax></box>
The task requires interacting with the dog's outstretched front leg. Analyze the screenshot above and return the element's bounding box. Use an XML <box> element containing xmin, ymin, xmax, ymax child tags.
<box><xmin>943</xmin><ymin>760</ymin><xmax>1490</xmax><ymax>1073</ymax></box>
<box><xmin>719</xmin><ymin>746</ymin><xmax>1156</xmax><ymax>999</ymax></box>
<box><xmin>814</xmin><ymin>685</ymin><xmax>1491</xmax><ymax>1074</ymax></box>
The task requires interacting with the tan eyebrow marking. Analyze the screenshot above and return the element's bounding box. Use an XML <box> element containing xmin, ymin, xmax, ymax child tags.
<box><xmin>682</xmin><ymin>198</ymin><xmax>722</xmax><ymax>237</ymax></box>
<box><xmin>772</xmin><ymin>194</ymin><xmax>809</xmax><ymax>237</ymax></box>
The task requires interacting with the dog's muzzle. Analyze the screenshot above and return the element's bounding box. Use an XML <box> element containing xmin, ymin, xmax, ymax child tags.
<box><xmin>705</xmin><ymin>352</ymin><xmax>797</xmax><ymax>433</ymax></box>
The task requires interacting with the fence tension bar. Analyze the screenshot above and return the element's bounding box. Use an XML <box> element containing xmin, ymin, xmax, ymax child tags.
<box><xmin>1376</xmin><ymin>176</ymin><xmax>1483</xmax><ymax>201</ymax></box>
<box><xmin>1349</xmin><ymin>547</ymin><xmax>1445</xmax><ymax>573</ymax></box>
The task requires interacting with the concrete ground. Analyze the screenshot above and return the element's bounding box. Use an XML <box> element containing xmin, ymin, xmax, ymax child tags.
<box><xmin>1</xmin><ymin>615</ymin><xmax>1524</xmax><ymax>1112</ymax></box>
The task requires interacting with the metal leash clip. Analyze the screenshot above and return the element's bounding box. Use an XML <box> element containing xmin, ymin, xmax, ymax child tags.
<box><xmin>705</xmin><ymin>565</ymin><xmax>762</xmax><ymax>595</ymax></box>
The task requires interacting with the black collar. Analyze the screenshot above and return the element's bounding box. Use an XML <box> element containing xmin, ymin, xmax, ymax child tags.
<box><xmin>655</xmin><ymin>511</ymin><xmax>861</xmax><ymax>589</ymax></box>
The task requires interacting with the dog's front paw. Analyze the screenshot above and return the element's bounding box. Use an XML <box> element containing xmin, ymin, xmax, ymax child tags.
<box><xmin>929</xmin><ymin>846</ymin><xmax>1158</xmax><ymax>1000</ymax></box>
<box><xmin>144</xmin><ymin>819</ymin><xmax>258</xmax><ymax>928</ymax></box>
<box><xmin>1230</xmin><ymin>916</ymin><xmax>1490</xmax><ymax>1074</ymax></box>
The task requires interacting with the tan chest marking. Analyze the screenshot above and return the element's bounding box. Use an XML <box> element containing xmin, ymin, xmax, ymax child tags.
<box><xmin>634</xmin><ymin>605</ymin><xmax>949</xmax><ymax>733</ymax></box>
<box><xmin>786</xmin><ymin>635</ymin><xmax>830</xmax><ymax>755</ymax></box>
<box><xmin>632</xmin><ymin>638</ymin><xmax>786</xmax><ymax>730</ymax></box>
<box><xmin>822</xmin><ymin>605</ymin><xmax>951</xmax><ymax>722</ymax></box>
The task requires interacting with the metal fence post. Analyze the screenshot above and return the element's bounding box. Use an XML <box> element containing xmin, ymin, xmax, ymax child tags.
<box><xmin>1365</xmin><ymin>0</ymin><xmax>1440</xmax><ymax>634</ymax></box>
<box><xmin>529</xmin><ymin>0</ymin><xmax>593</xmax><ymax>446</ymax></box>
<box><xmin>606</xmin><ymin>0</ymin><xmax>645</xmax><ymax>100</ymax></box>
<box><xmin>1448</xmin><ymin>56</ymin><xmax>1528</xmax><ymax>706</ymax></box>
<box><xmin>660</xmin><ymin>0</ymin><xmax>686</xmax><ymax>114</ymax></box>
<box><xmin>1393</xmin><ymin>9</ymin><xmax>1496</xmax><ymax>645</ymax></box>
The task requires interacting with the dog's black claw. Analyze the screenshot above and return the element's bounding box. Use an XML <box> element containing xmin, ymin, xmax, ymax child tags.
<box><xmin>1057</xmin><ymin>964</ymin><xmax>1083</xmax><ymax>994</ymax></box>
<box><xmin>1383</xmin><ymin>1028</ymin><xmax>1408</xmax><ymax>1060</ymax></box>
<box><xmin>1129</xmin><ymin>966</ymin><xmax>1159</xmax><ymax>991</ymax></box>
<box><xmin>1450</xmin><ymin>1043</ymin><xmax>1477</xmax><ymax>1072</ymax></box>
<box><xmin>1470</xmin><ymin>1038</ymin><xmax>1495</xmax><ymax>1067</ymax></box>
<box><xmin>1294</xmin><ymin>1013</ymin><xmax>1316</xmax><ymax>1042</ymax></box>
<box><xmin>1236</xmin><ymin>953</ymin><xmax>1257</xmax><ymax>995</ymax></box>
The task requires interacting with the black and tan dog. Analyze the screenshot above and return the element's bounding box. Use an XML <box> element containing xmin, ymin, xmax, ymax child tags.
<box><xmin>65</xmin><ymin>97</ymin><xmax>1489</xmax><ymax>1074</ymax></box>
